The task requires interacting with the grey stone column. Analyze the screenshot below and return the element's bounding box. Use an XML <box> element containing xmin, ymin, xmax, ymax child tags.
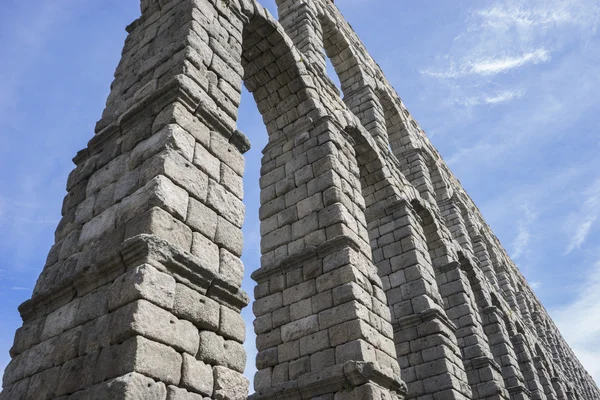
<box><xmin>392</xmin><ymin>148</ymin><xmax>437</xmax><ymax>204</ymax></box>
<box><xmin>276</xmin><ymin>0</ymin><xmax>328</xmax><ymax>76</ymax></box>
<box><xmin>435</xmin><ymin>261</ymin><xmax>508</xmax><ymax>400</ymax></box>
<box><xmin>496</xmin><ymin>269</ymin><xmax>521</xmax><ymax>319</ymax></box>
<box><xmin>250</xmin><ymin>116</ymin><xmax>407</xmax><ymax>400</ymax></box>
<box><xmin>472</xmin><ymin>236</ymin><xmax>501</xmax><ymax>293</ymax></box>
<box><xmin>2</xmin><ymin>0</ymin><xmax>252</xmax><ymax>398</ymax></box>
<box><xmin>533</xmin><ymin>356</ymin><xmax>558</xmax><ymax>400</ymax></box>
<box><xmin>382</xmin><ymin>201</ymin><xmax>472</xmax><ymax>400</ymax></box>
<box><xmin>551</xmin><ymin>377</ymin><xmax>568</xmax><ymax>400</ymax></box>
<box><xmin>481</xmin><ymin>306</ymin><xmax>530</xmax><ymax>400</ymax></box>
<box><xmin>438</xmin><ymin>199</ymin><xmax>475</xmax><ymax>256</ymax></box>
<box><xmin>343</xmin><ymin>86</ymin><xmax>390</xmax><ymax>145</ymax></box>
<box><xmin>513</xmin><ymin>335</ymin><xmax>546</xmax><ymax>400</ymax></box>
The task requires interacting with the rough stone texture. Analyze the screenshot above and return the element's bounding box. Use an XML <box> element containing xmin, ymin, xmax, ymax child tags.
<box><xmin>1</xmin><ymin>0</ymin><xmax>599</xmax><ymax>400</ymax></box>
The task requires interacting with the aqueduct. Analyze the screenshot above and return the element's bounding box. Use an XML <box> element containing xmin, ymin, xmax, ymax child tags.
<box><xmin>1</xmin><ymin>0</ymin><xmax>599</xmax><ymax>399</ymax></box>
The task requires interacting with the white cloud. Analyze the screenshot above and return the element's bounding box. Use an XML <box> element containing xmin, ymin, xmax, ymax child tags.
<box><xmin>530</xmin><ymin>281</ymin><xmax>542</xmax><ymax>290</ymax></box>
<box><xmin>552</xmin><ymin>260</ymin><xmax>600</xmax><ymax>382</ymax></box>
<box><xmin>512</xmin><ymin>203</ymin><xmax>537</xmax><ymax>260</ymax></box>
<box><xmin>425</xmin><ymin>50</ymin><xmax>550</xmax><ymax>79</ymax></box>
<box><xmin>471</xmin><ymin>50</ymin><xmax>550</xmax><ymax>76</ymax></box>
<box><xmin>565</xmin><ymin>179</ymin><xmax>600</xmax><ymax>254</ymax></box>
<box><xmin>448</xmin><ymin>88</ymin><xmax>526</xmax><ymax>108</ymax></box>
<box><xmin>484</xmin><ymin>89</ymin><xmax>526</xmax><ymax>104</ymax></box>
<box><xmin>420</xmin><ymin>0</ymin><xmax>600</xmax><ymax>110</ymax></box>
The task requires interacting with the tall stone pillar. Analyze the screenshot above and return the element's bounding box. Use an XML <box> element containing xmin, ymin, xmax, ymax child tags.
<box><xmin>250</xmin><ymin>117</ymin><xmax>407</xmax><ymax>400</ymax></box>
<box><xmin>2</xmin><ymin>0</ymin><xmax>252</xmax><ymax>398</ymax></box>
<box><xmin>481</xmin><ymin>306</ymin><xmax>529</xmax><ymax>398</ymax></box>
<box><xmin>382</xmin><ymin>201</ymin><xmax>472</xmax><ymax>400</ymax></box>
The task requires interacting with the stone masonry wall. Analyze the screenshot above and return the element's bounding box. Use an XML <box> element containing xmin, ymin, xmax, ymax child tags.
<box><xmin>1</xmin><ymin>0</ymin><xmax>599</xmax><ymax>400</ymax></box>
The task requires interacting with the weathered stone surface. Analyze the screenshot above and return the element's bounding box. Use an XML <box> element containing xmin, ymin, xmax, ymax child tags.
<box><xmin>110</xmin><ymin>299</ymin><xmax>199</xmax><ymax>355</ymax></box>
<box><xmin>173</xmin><ymin>283</ymin><xmax>220</xmax><ymax>330</ymax></box>
<box><xmin>92</xmin><ymin>372</ymin><xmax>167</xmax><ymax>399</ymax></box>
<box><xmin>197</xmin><ymin>331</ymin><xmax>246</xmax><ymax>373</ymax></box>
<box><xmin>167</xmin><ymin>386</ymin><xmax>204</xmax><ymax>400</ymax></box>
<box><xmin>3</xmin><ymin>1</ymin><xmax>599</xmax><ymax>400</ymax></box>
<box><xmin>219</xmin><ymin>305</ymin><xmax>246</xmax><ymax>343</ymax></box>
<box><xmin>125</xmin><ymin>206</ymin><xmax>193</xmax><ymax>252</ymax></box>
<box><xmin>181</xmin><ymin>354</ymin><xmax>214</xmax><ymax>397</ymax></box>
<box><xmin>213</xmin><ymin>366</ymin><xmax>249</xmax><ymax>400</ymax></box>
<box><xmin>109</xmin><ymin>264</ymin><xmax>177</xmax><ymax>311</ymax></box>
<box><xmin>96</xmin><ymin>336</ymin><xmax>182</xmax><ymax>385</ymax></box>
<box><xmin>219</xmin><ymin>248</ymin><xmax>244</xmax><ymax>287</ymax></box>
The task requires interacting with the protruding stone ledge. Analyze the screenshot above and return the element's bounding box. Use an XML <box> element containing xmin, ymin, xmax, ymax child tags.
<box><xmin>393</xmin><ymin>307</ymin><xmax>457</xmax><ymax>333</ymax></box>
<box><xmin>121</xmin><ymin>234</ymin><xmax>249</xmax><ymax>311</ymax></box>
<box><xmin>251</xmin><ymin>235</ymin><xmax>362</xmax><ymax>283</ymax></box>
<box><xmin>19</xmin><ymin>234</ymin><xmax>249</xmax><ymax>321</ymax></box>
<box><xmin>469</xmin><ymin>356</ymin><xmax>502</xmax><ymax>374</ymax></box>
<box><xmin>507</xmin><ymin>384</ymin><xmax>531</xmax><ymax>397</ymax></box>
<box><xmin>93</xmin><ymin>73</ymin><xmax>251</xmax><ymax>155</ymax></box>
<box><xmin>249</xmin><ymin>361</ymin><xmax>406</xmax><ymax>400</ymax></box>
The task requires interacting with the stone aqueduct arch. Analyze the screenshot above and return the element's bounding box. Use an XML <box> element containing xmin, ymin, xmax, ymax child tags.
<box><xmin>1</xmin><ymin>0</ymin><xmax>599</xmax><ymax>399</ymax></box>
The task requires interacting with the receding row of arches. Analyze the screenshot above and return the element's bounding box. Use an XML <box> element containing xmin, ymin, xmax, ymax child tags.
<box><xmin>230</xmin><ymin>1</ymin><xmax>597</xmax><ymax>398</ymax></box>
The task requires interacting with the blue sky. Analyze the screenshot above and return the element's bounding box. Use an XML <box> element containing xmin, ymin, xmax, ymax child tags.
<box><xmin>1</xmin><ymin>0</ymin><xmax>599</xmax><ymax>388</ymax></box>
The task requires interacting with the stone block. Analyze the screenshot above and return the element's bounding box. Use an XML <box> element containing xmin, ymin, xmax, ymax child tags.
<box><xmin>79</xmin><ymin>314</ymin><xmax>111</xmax><ymax>356</ymax></box>
<box><xmin>41</xmin><ymin>299</ymin><xmax>80</xmax><ymax>341</ymax></box>
<box><xmin>92</xmin><ymin>372</ymin><xmax>167</xmax><ymax>400</ymax></box>
<box><xmin>256</xmin><ymin>328</ymin><xmax>282</xmax><ymax>352</ymax></box>
<box><xmin>56</xmin><ymin>352</ymin><xmax>98</xmax><ymax>396</ymax></box>
<box><xmin>110</xmin><ymin>299</ymin><xmax>199</xmax><ymax>355</ymax></box>
<box><xmin>277</xmin><ymin>340</ymin><xmax>300</xmax><ymax>363</ymax></box>
<box><xmin>0</xmin><ymin>377</ymin><xmax>30</xmax><ymax>400</ymax></box>
<box><xmin>215</xmin><ymin>216</ymin><xmax>243</xmax><ymax>257</ymax></box>
<box><xmin>290</xmin><ymin>298</ymin><xmax>313</xmax><ymax>321</ymax></box>
<box><xmin>219</xmin><ymin>248</ymin><xmax>244</xmax><ymax>287</ymax></box>
<box><xmin>140</xmin><ymin>149</ymin><xmax>208</xmax><ymax>203</ymax></box>
<box><xmin>96</xmin><ymin>336</ymin><xmax>182</xmax><ymax>385</ymax></box>
<box><xmin>335</xmin><ymin>339</ymin><xmax>378</xmax><ymax>364</ymax></box>
<box><xmin>289</xmin><ymin>356</ymin><xmax>311</xmax><ymax>380</ymax></box>
<box><xmin>299</xmin><ymin>330</ymin><xmax>330</xmax><ymax>357</ymax></box>
<box><xmin>75</xmin><ymin>286</ymin><xmax>109</xmax><ymax>326</ymax></box>
<box><xmin>210</xmin><ymin>132</ymin><xmax>245</xmax><ymax>176</ymax></box>
<box><xmin>193</xmin><ymin>142</ymin><xmax>220</xmax><ymax>181</ymax></box>
<box><xmin>318</xmin><ymin>301</ymin><xmax>370</xmax><ymax>330</ymax></box>
<box><xmin>281</xmin><ymin>315</ymin><xmax>319</xmax><ymax>342</ymax></box>
<box><xmin>197</xmin><ymin>331</ymin><xmax>246</xmax><ymax>373</ymax></box>
<box><xmin>254</xmin><ymin>368</ymin><xmax>272</xmax><ymax>391</ymax></box>
<box><xmin>125</xmin><ymin>206</ymin><xmax>193</xmax><ymax>252</ymax></box>
<box><xmin>191</xmin><ymin>232</ymin><xmax>220</xmax><ymax>273</ymax></box>
<box><xmin>213</xmin><ymin>366</ymin><xmax>249</xmax><ymax>400</ymax></box>
<box><xmin>283</xmin><ymin>280</ymin><xmax>316</xmax><ymax>306</ymax></box>
<box><xmin>167</xmin><ymin>386</ymin><xmax>204</xmax><ymax>400</ymax></box>
<box><xmin>181</xmin><ymin>353</ymin><xmax>214</xmax><ymax>397</ymax></box>
<box><xmin>220</xmin><ymin>163</ymin><xmax>243</xmax><ymax>200</ymax></box>
<box><xmin>219</xmin><ymin>305</ymin><xmax>246</xmax><ymax>343</ymax></box>
<box><xmin>10</xmin><ymin>318</ymin><xmax>44</xmax><ymax>357</ymax></box>
<box><xmin>109</xmin><ymin>264</ymin><xmax>177</xmax><ymax>311</ymax></box>
<box><xmin>187</xmin><ymin>197</ymin><xmax>218</xmax><ymax>240</ymax></box>
<box><xmin>79</xmin><ymin>205</ymin><xmax>118</xmax><ymax>245</ymax></box>
<box><xmin>26</xmin><ymin>366</ymin><xmax>60</xmax><ymax>400</ymax></box>
<box><xmin>253</xmin><ymin>292</ymin><xmax>283</xmax><ymax>317</ymax></box>
<box><xmin>117</xmin><ymin>175</ymin><xmax>189</xmax><ymax>226</ymax></box>
<box><xmin>207</xmin><ymin>180</ymin><xmax>245</xmax><ymax>228</ymax></box>
<box><xmin>173</xmin><ymin>283</ymin><xmax>220</xmax><ymax>330</ymax></box>
<box><xmin>51</xmin><ymin>327</ymin><xmax>82</xmax><ymax>366</ymax></box>
<box><xmin>310</xmin><ymin>348</ymin><xmax>335</xmax><ymax>371</ymax></box>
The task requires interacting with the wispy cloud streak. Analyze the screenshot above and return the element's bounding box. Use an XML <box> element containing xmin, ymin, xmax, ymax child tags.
<box><xmin>565</xmin><ymin>179</ymin><xmax>600</xmax><ymax>254</ymax></box>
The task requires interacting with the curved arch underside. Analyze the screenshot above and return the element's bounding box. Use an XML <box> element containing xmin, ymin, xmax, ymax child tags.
<box><xmin>1</xmin><ymin>0</ymin><xmax>598</xmax><ymax>400</ymax></box>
